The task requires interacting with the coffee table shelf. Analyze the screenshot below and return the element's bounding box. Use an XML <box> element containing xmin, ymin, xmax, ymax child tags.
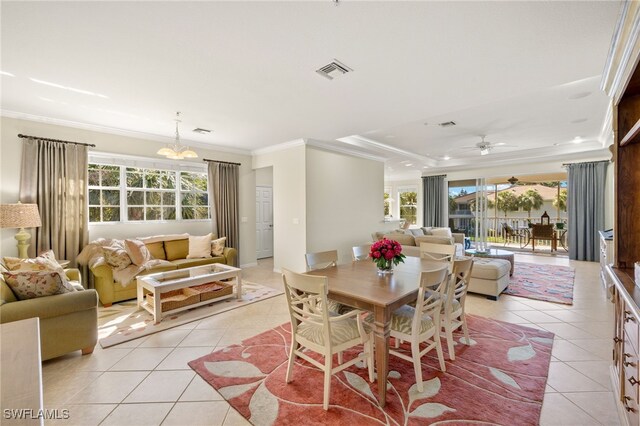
<box><xmin>137</xmin><ymin>263</ymin><xmax>242</xmax><ymax>324</ymax></box>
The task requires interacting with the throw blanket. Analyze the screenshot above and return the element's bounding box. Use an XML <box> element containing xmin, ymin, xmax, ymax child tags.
<box><xmin>77</xmin><ymin>238</ymin><xmax>171</xmax><ymax>286</ymax></box>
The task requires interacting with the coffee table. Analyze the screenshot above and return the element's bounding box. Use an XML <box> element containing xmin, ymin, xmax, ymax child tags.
<box><xmin>465</xmin><ymin>248</ymin><xmax>515</xmax><ymax>276</ymax></box>
<box><xmin>137</xmin><ymin>263</ymin><xmax>242</xmax><ymax>324</ymax></box>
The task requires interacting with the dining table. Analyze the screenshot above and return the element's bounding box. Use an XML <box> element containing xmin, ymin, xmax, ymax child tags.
<box><xmin>306</xmin><ymin>256</ymin><xmax>446</xmax><ymax>407</ymax></box>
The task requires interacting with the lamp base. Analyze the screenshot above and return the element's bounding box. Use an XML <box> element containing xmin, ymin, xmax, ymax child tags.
<box><xmin>14</xmin><ymin>228</ymin><xmax>31</xmax><ymax>259</ymax></box>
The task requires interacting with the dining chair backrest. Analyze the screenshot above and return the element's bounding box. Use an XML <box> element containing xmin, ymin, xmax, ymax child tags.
<box><xmin>450</xmin><ymin>257</ymin><xmax>474</xmax><ymax>305</ymax></box>
<box><xmin>305</xmin><ymin>250</ymin><xmax>338</xmax><ymax>271</ymax></box>
<box><xmin>282</xmin><ymin>268</ymin><xmax>330</xmax><ymax>334</ymax></box>
<box><xmin>351</xmin><ymin>244</ymin><xmax>371</xmax><ymax>261</ymax></box>
<box><xmin>413</xmin><ymin>266</ymin><xmax>449</xmax><ymax>332</ymax></box>
<box><xmin>419</xmin><ymin>243</ymin><xmax>456</xmax><ymax>272</ymax></box>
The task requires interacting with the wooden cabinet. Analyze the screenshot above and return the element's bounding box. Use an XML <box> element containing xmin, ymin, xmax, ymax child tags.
<box><xmin>603</xmin><ymin>2</ymin><xmax>640</xmax><ymax>424</ymax></box>
<box><xmin>601</xmin><ymin>230</ymin><xmax>614</xmax><ymax>299</ymax></box>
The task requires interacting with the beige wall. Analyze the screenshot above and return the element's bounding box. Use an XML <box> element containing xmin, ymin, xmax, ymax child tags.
<box><xmin>0</xmin><ymin>117</ymin><xmax>257</xmax><ymax>265</ymax></box>
<box><xmin>305</xmin><ymin>147</ymin><xmax>385</xmax><ymax>265</ymax></box>
<box><xmin>253</xmin><ymin>143</ymin><xmax>307</xmax><ymax>272</ymax></box>
<box><xmin>255</xmin><ymin>166</ymin><xmax>273</xmax><ymax>187</ymax></box>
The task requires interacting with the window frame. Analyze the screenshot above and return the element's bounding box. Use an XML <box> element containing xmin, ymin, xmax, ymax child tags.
<box><xmin>398</xmin><ymin>185</ymin><xmax>418</xmax><ymax>225</ymax></box>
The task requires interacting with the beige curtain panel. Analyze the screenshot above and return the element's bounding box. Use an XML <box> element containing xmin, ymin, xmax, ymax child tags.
<box><xmin>208</xmin><ymin>162</ymin><xmax>240</xmax><ymax>265</ymax></box>
<box><xmin>19</xmin><ymin>138</ymin><xmax>89</xmax><ymax>265</ymax></box>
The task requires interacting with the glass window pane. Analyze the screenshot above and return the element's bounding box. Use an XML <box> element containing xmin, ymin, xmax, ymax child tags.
<box><xmin>162</xmin><ymin>192</ymin><xmax>175</xmax><ymax>205</ymax></box>
<box><xmin>128</xmin><ymin>207</ymin><xmax>144</xmax><ymax>221</ymax></box>
<box><xmin>146</xmin><ymin>191</ymin><xmax>161</xmax><ymax>205</ymax></box>
<box><xmin>103</xmin><ymin>207</ymin><xmax>120</xmax><ymax>222</ymax></box>
<box><xmin>145</xmin><ymin>172</ymin><xmax>161</xmax><ymax>189</ymax></box>
<box><xmin>88</xmin><ymin>170</ymin><xmax>100</xmax><ymax>186</ymax></box>
<box><xmin>89</xmin><ymin>189</ymin><xmax>100</xmax><ymax>205</ymax></box>
<box><xmin>180</xmin><ymin>173</ymin><xmax>195</xmax><ymax>190</ymax></box>
<box><xmin>89</xmin><ymin>207</ymin><xmax>101</xmax><ymax>222</ymax></box>
<box><xmin>102</xmin><ymin>170</ymin><xmax>120</xmax><ymax>187</ymax></box>
<box><xmin>194</xmin><ymin>207</ymin><xmax>209</xmax><ymax>219</ymax></box>
<box><xmin>146</xmin><ymin>207</ymin><xmax>161</xmax><ymax>220</ymax></box>
<box><xmin>160</xmin><ymin>172</ymin><xmax>175</xmax><ymax>189</ymax></box>
<box><xmin>127</xmin><ymin>190</ymin><xmax>144</xmax><ymax>205</ymax></box>
<box><xmin>197</xmin><ymin>193</ymin><xmax>208</xmax><ymax>205</ymax></box>
<box><xmin>163</xmin><ymin>207</ymin><xmax>176</xmax><ymax>220</ymax></box>
<box><xmin>102</xmin><ymin>190</ymin><xmax>120</xmax><ymax>205</ymax></box>
<box><xmin>181</xmin><ymin>193</ymin><xmax>196</xmax><ymax>206</ymax></box>
<box><xmin>182</xmin><ymin>207</ymin><xmax>194</xmax><ymax>220</ymax></box>
<box><xmin>126</xmin><ymin>172</ymin><xmax>143</xmax><ymax>188</ymax></box>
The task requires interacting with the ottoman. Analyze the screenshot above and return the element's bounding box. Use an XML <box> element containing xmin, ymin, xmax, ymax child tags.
<box><xmin>467</xmin><ymin>258</ymin><xmax>511</xmax><ymax>300</ymax></box>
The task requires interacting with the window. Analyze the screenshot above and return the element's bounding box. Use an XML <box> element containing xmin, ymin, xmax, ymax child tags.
<box><xmin>88</xmin><ymin>162</ymin><xmax>209</xmax><ymax>223</ymax></box>
<box><xmin>384</xmin><ymin>188</ymin><xmax>391</xmax><ymax>217</ymax></box>
<box><xmin>398</xmin><ymin>186</ymin><xmax>417</xmax><ymax>225</ymax></box>
<box><xmin>89</xmin><ymin>165</ymin><xmax>121</xmax><ymax>222</ymax></box>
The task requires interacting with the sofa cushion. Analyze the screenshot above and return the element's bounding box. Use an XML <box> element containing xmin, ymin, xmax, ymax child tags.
<box><xmin>145</xmin><ymin>242</ymin><xmax>166</xmax><ymax>260</ymax></box>
<box><xmin>0</xmin><ymin>279</ymin><xmax>18</xmax><ymax>304</ymax></box>
<box><xmin>103</xmin><ymin>246</ymin><xmax>132</xmax><ymax>271</ymax></box>
<box><xmin>408</xmin><ymin>228</ymin><xmax>425</xmax><ymax>236</ymax></box>
<box><xmin>171</xmin><ymin>257</ymin><xmax>225</xmax><ymax>269</ymax></box>
<box><xmin>165</xmin><ymin>239</ymin><xmax>189</xmax><ymax>261</ymax></box>
<box><xmin>431</xmin><ymin>227</ymin><xmax>452</xmax><ymax>238</ymax></box>
<box><xmin>2</xmin><ymin>270</ymin><xmax>76</xmax><ymax>300</ymax></box>
<box><xmin>471</xmin><ymin>259</ymin><xmax>511</xmax><ymax>280</ymax></box>
<box><xmin>211</xmin><ymin>237</ymin><xmax>226</xmax><ymax>256</ymax></box>
<box><xmin>414</xmin><ymin>235</ymin><xmax>454</xmax><ymax>245</ymax></box>
<box><xmin>385</xmin><ymin>234</ymin><xmax>416</xmax><ymax>247</ymax></box>
<box><xmin>124</xmin><ymin>239</ymin><xmax>151</xmax><ymax>266</ymax></box>
<box><xmin>187</xmin><ymin>234</ymin><xmax>213</xmax><ymax>259</ymax></box>
<box><xmin>138</xmin><ymin>233</ymin><xmax>189</xmax><ymax>244</ymax></box>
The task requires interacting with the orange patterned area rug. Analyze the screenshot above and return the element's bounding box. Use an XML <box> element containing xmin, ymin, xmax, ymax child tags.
<box><xmin>98</xmin><ymin>281</ymin><xmax>282</xmax><ymax>348</ymax></box>
<box><xmin>189</xmin><ymin>315</ymin><xmax>554</xmax><ymax>425</ymax></box>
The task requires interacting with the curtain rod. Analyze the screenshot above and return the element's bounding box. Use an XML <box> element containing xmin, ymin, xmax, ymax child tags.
<box><xmin>18</xmin><ymin>134</ymin><xmax>96</xmax><ymax>148</ymax></box>
<box><xmin>561</xmin><ymin>160</ymin><xmax>610</xmax><ymax>167</ymax></box>
<box><xmin>202</xmin><ymin>158</ymin><xmax>241</xmax><ymax>166</ymax></box>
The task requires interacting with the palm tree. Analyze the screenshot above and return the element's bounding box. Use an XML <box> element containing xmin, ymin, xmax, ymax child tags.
<box><xmin>554</xmin><ymin>189</ymin><xmax>567</xmax><ymax>212</ymax></box>
<box><xmin>496</xmin><ymin>191</ymin><xmax>520</xmax><ymax>218</ymax></box>
<box><xmin>519</xmin><ymin>189</ymin><xmax>544</xmax><ymax>218</ymax></box>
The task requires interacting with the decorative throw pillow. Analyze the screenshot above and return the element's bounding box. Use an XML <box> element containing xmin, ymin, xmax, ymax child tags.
<box><xmin>2</xmin><ymin>270</ymin><xmax>75</xmax><ymax>300</ymax></box>
<box><xmin>103</xmin><ymin>246</ymin><xmax>132</xmax><ymax>271</ymax></box>
<box><xmin>187</xmin><ymin>234</ymin><xmax>213</xmax><ymax>259</ymax></box>
<box><xmin>409</xmin><ymin>228</ymin><xmax>425</xmax><ymax>236</ymax></box>
<box><xmin>431</xmin><ymin>228</ymin><xmax>452</xmax><ymax>238</ymax></box>
<box><xmin>124</xmin><ymin>239</ymin><xmax>151</xmax><ymax>266</ymax></box>
<box><xmin>421</xmin><ymin>227</ymin><xmax>433</xmax><ymax>235</ymax></box>
<box><xmin>3</xmin><ymin>250</ymin><xmax>61</xmax><ymax>272</ymax></box>
<box><xmin>211</xmin><ymin>237</ymin><xmax>226</xmax><ymax>256</ymax></box>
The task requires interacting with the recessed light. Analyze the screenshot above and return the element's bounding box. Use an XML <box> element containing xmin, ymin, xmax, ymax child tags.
<box><xmin>422</xmin><ymin>166</ymin><xmax>429</xmax><ymax>169</ymax></box>
<box><xmin>572</xmin><ymin>137</ymin><xmax>583</xmax><ymax>144</ymax></box>
<box><xmin>405</xmin><ymin>163</ymin><xmax>413</xmax><ymax>167</ymax></box>
<box><xmin>443</xmin><ymin>155</ymin><xmax>451</xmax><ymax>160</ymax></box>
<box><xmin>568</xmin><ymin>92</ymin><xmax>591</xmax><ymax>100</ymax></box>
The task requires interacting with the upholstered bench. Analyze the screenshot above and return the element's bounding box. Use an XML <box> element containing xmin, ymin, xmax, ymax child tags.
<box><xmin>467</xmin><ymin>258</ymin><xmax>511</xmax><ymax>300</ymax></box>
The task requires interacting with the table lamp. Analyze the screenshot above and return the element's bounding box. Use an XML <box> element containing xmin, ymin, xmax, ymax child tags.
<box><xmin>0</xmin><ymin>203</ymin><xmax>42</xmax><ymax>258</ymax></box>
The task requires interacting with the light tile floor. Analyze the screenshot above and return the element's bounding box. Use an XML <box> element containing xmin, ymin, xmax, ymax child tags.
<box><xmin>42</xmin><ymin>253</ymin><xmax>619</xmax><ymax>425</ymax></box>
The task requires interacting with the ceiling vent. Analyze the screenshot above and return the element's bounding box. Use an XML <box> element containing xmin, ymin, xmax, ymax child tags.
<box><xmin>316</xmin><ymin>59</ymin><xmax>353</xmax><ymax>80</ymax></box>
<box><xmin>192</xmin><ymin>128</ymin><xmax>211</xmax><ymax>134</ymax></box>
<box><xmin>438</xmin><ymin>121</ymin><xmax>456</xmax><ymax>128</ymax></box>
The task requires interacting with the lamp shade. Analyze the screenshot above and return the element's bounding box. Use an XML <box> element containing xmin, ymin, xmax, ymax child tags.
<box><xmin>0</xmin><ymin>203</ymin><xmax>42</xmax><ymax>229</ymax></box>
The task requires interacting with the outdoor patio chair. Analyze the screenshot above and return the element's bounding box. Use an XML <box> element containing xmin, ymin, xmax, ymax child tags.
<box><xmin>502</xmin><ymin>223</ymin><xmax>527</xmax><ymax>248</ymax></box>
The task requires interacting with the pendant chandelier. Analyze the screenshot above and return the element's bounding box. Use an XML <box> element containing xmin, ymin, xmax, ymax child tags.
<box><xmin>157</xmin><ymin>112</ymin><xmax>198</xmax><ymax>159</ymax></box>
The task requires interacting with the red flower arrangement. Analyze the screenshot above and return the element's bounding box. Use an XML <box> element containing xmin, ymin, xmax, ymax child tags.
<box><xmin>370</xmin><ymin>238</ymin><xmax>406</xmax><ymax>272</ymax></box>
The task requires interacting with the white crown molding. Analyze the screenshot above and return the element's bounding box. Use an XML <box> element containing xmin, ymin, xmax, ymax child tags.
<box><xmin>1</xmin><ymin>109</ymin><xmax>252</xmax><ymax>156</ymax></box>
<box><xmin>251</xmin><ymin>138</ymin><xmax>306</xmax><ymax>156</ymax></box>
<box><xmin>304</xmin><ymin>139</ymin><xmax>387</xmax><ymax>163</ymax></box>
<box><xmin>600</xmin><ymin>0</ymin><xmax>640</xmax><ymax>104</ymax></box>
<box><xmin>338</xmin><ymin>135</ymin><xmax>438</xmax><ymax>167</ymax></box>
<box><xmin>599</xmin><ymin>104</ymin><xmax>614</xmax><ymax>147</ymax></box>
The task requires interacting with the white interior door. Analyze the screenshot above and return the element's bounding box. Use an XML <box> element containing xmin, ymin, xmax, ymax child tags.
<box><xmin>256</xmin><ymin>186</ymin><xmax>273</xmax><ymax>259</ymax></box>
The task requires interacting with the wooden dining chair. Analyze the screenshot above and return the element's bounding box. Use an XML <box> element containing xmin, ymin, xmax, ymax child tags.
<box><xmin>351</xmin><ymin>244</ymin><xmax>371</xmax><ymax>261</ymax></box>
<box><xmin>419</xmin><ymin>242</ymin><xmax>456</xmax><ymax>272</ymax></box>
<box><xmin>389</xmin><ymin>266</ymin><xmax>449</xmax><ymax>392</ymax></box>
<box><xmin>440</xmin><ymin>257</ymin><xmax>474</xmax><ymax>360</ymax></box>
<box><xmin>305</xmin><ymin>250</ymin><xmax>338</xmax><ymax>270</ymax></box>
<box><xmin>282</xmin><ymin>268</ymin><xmax>374</xmax><ymax>410</ymax></box>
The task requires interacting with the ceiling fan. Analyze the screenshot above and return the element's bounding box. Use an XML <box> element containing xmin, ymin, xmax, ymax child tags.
<box><xmin>459</xmin><ymin>136</ymin><xmax>516</xmax><ymax>156</ymax></box>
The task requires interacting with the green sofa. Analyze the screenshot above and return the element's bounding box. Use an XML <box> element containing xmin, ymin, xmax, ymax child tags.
<box><xmin>90</xmin><ymin>235</ymin><xmax>238</xmax><ymax>306</ymax></box>
<box><xmin>0</xmin><ymin>269</ymin><xmax>98</xmax><ymax>361</ymax></box>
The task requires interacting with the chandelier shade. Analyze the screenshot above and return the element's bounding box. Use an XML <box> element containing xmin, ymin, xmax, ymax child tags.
<box><xmin>157</xmin><ymin>112</ymin><xmax>198</xmax><ymax>160</ymax></box>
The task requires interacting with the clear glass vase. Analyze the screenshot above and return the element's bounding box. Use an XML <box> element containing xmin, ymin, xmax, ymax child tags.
<box><xmin>377</xmin><ymin>260</ymin><xmax>394</xmax><ymax>276</ymax></box>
